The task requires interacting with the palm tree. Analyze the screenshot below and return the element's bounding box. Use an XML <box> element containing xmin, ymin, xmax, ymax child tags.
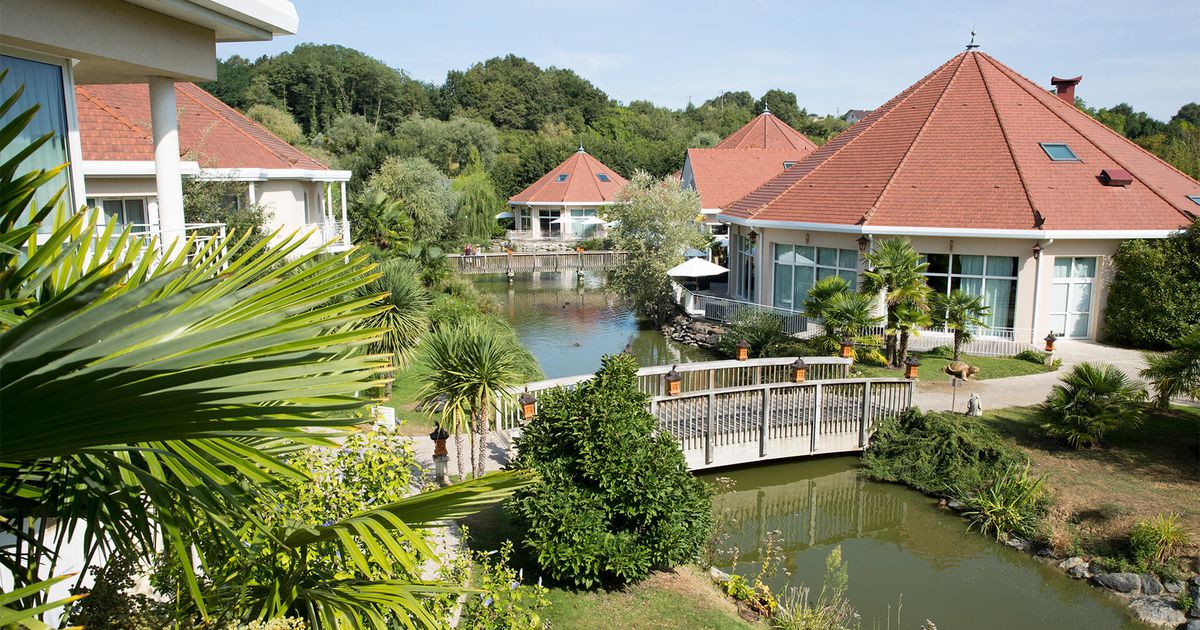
<box><xmin>358</xmin><ymin>258</ymin><xmax>430</xmax><ymax>397</ymax></box>
<box><xmin>1140</xmin><ymin>327</ymin><xmax>1200</xmax><ymax>408</ymax></box>
<box><xmin>803</xmin><ymin>275</ymin><xmax>851</xmax><ymax>321</ymax></box>
<box><xmin>893</xmin><ymin>300</ymin><xmax>933</xmax><ymax>367</ymax></box>
<box><xmin>0</xmin><ymin>80</ymin><xmax>531</xmax><ymax>627</ymax></box>
<box><xmin>350</xmin><ymin>187</ymin><xmax>414</xmax><ymax>250</ymax></box>
<box><xmin>933</xmin><ymin>290</ymin><xmax>991</xmax><ymax>360</ymax></box>
<box><xmin>419</xmin><ymin>319</ymin><xmax>538</xmax><ymax>479</ymax></box>
<box><xmin>1039</xmin><ymin>363</ymin><xmax>1147</xmax><ymax>448</ymax></box>
<box><xmin>861</xmin><ymin>238</ymin><xmax>931</xmax><ymax>366</ymax></box>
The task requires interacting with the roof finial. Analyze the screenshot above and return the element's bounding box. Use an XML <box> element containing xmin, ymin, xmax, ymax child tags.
<box><xmin>762</xmin><ymin>102</ymin><xmax>770</xmax><ymax>115</ymax></box>
<box><xmin>966</xmin><ymin>27</ymin><xmax>980</xmax><ymax>51</ymax></box>
<box><xmin>577</xmin><ymin>141</ymin><xmax>585</xmax><ymax>153</ymax></box>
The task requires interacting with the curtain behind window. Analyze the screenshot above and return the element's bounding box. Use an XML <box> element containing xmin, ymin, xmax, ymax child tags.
<box><xmin>1</xmin><ymin>55</ymin><xmax>73</xmax><ymax>228</ymax></box>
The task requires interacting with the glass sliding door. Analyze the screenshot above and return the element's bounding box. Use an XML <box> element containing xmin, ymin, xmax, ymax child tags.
<box><xmin>1</xmin><ymin>54</ymin><xmax>74</xmax><ymax>227</ymax></box>
<box><xmin>1049</xmin><ymin>257</ymin><xmax>1096</xmax><ymax>338</ymax></box>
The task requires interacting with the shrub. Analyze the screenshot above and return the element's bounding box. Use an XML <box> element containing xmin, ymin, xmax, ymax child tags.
<box><xmin>1105</xmin><ymin>220</ymin><xmax>1200</xmax><ymax>349</ymax></box>
<box><xmin>1140</xmin><ymin>327</ymin><xmax>1200</xmax><ymax>408</ymax></box>
<box><xmin>923</xmin><ymin>345</ymin><xmax>954</xmax><ymax>359</ymax></box>
<box><xmin>958</xmin><ymin>463</ymin><xmax>1047</xmax><ymax>540</ymax></box>
<box><xmin>861</xmin><ymin>408</ymin><xmax>1025</xmax><ymax>496</ymax></box>
<box><xmin>511</xmin><ymin>354</ymin><xmax>713</xmax><ymax>587</ymax></box>
<box><xmin>719</xmin><ymin>308</ymin><xmax>788</xmax><ymax>358</ymax></box>
<box><xmin>1038</xmin><ymin>362</ymin><xmax>1146</xmax><ymax>448</ymax></box>
<box><xmin>457</xmin><ymin>538</ymin><xmax>551</xmax><ymax>630</ymax></box>
<box><xmin>1129</xmin><ymin>513</ymin><xmax>1193</xmax><ymax>567</ymax></box>
<box><xmin>1014</xmin><ymin>349</ymin><xmax>1045</xmax><ymax>364</ymax></box>
<box><xmin>577</xmin><ymin>236</ymin><xmax>612</xmax><ymax>251</ymax></box>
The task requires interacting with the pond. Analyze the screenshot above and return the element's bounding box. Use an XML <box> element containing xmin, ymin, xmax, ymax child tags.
<box><xmin>705</xmin><ymin>458</ymin><xmax>1140</xmax><ymax>629</ymax></box>
<box><xmin>474</xmin><ymin>272</ymin><xmax>1140</xmax><ymax>629</ymax></box>
<box><xmin>472</xmin><ymin>271</ymin><xmax>713</xmax><ymax>378</ymax></box>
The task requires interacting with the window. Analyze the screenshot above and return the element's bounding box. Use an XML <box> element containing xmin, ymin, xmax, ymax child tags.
<box><xmin>596</xmin><ymin>173</ymin><xmax>610</xmax><ymax>182</ymax></box>
<box><xmin>569</xmin><ymin>208</ymin><xmax>598</xmax><ymax>238</ymax></box>
<box><xmin>87</xmin><ymin>197</ymin><xmax>147</xmax><ymax>227</ymax></box>
<box><xmin>1188</xmin><ymin>195</ymin><xmax>1200</xmax><ymax>206</ymax></box>
<box><xmin>1</xmin><ymin>55</ymin><xmax>75</xmax><ymax>225</ymax></box>
<box><xmin>783</xmin><ymin>161</ymin><xmax>797</xmax><ymax>169</ymax></box>
<box><xmin>772</xmin><ymin>244</ymin><xmax>858</xmax><ymax>310</ymax></box>
<box><xmin>221</xmin><ymin>193</ymin><xmax>242</xmax><ymax>212</ymax></box>
<box><xmin>555</xmin><ymin>174</ymin><xmax>569</xmax><ymax>182</ymax></box>
<box><xmin>733</xmin><ymin>232</ymin><xmax>756</xmax><ymax>301</ymax></box>
<box><xmin>922</xmin><ymin>253</ymin><xmax>1018</xmax><ymax>329</ymax></box>
<box><xmin>1040</xmin><ymin>142</ymin><xmax>1079</xmax><ymax>161</ymax></box>
<box><xmin>1050</xmin><ymin>257</ymin><xmax>1096</xmax><ymax>338</ymax></box>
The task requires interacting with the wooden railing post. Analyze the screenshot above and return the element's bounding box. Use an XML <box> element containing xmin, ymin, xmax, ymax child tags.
<box><xmin>859</xmin><ymin>381</ymin><xmax>871</xmax><ymax>448</ymax></box>
<box><xmin>907</xmin><ymin>380</ymin><xmax>915</xmax><ymax>408</ymax></box>
<box><xmin>811</xmin><ymin>383</ymin><xmax>823</xmax><ymax>453</ymax></box>
<box><xmin>705</xmin><ymin>392</ymin><xmax>716</xmax><ymax>465</ymax></box>
<box><xmin>759</xmin><ymin>387</ymin><xmax>771</xmax><ymax>457</ymax></box>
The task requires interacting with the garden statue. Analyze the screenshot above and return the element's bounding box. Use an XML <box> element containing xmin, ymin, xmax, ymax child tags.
<box><xmin>967</xmin><ymin>392</ymin><xmax>983</xmax><ymax>417</ymax></box>
<box><xmin>944</xmin><ymin>360</ymin><xmax>980</xmax><ymax>380</ymax></box>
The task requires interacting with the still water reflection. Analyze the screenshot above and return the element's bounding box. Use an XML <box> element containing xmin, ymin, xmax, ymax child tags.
<box><xmin>472</xmin><ymin>272</ymin><xmax>712</xmax><ymax>378</ymax></box>
<box><xmin>705</xmin><ymin>458</ymin><xmax>1141</xmax><ymax>629</ymax></box>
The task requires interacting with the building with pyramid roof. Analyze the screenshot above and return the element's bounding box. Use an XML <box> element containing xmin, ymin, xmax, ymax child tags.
<box><xmin>681</xmin><ymin>111</ymin><xmax>818</xmax><ymax>226</ymax></box>
<box><xmin>718</xmin><ymin>51</ymin><xmax>1199</xmax><ymax>343</ymax></box>
<box><xmin>508</xmin><ymin>147</ymin><xmax>627</xmax><ymax>240</ymax></box>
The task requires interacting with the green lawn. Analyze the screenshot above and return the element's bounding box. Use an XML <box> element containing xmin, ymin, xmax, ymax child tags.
<box><xmin>854</xmin><ymin>352</ymin><xmax>1055</xmax><ymax>381</ymax></box>
<box><xmin>460</xmin><ymin>505</ymin><xmax>759</xmax><ymax>630</ymax></box>
<box><xmin>981</xmin><ymin>405</ymin><xmax>1200</xmax><ymax>556</ymax></box>
<box><xmin>384</xmin><ymin>357</ymin><xmax>438</xmax><ymax>435</ymax></box>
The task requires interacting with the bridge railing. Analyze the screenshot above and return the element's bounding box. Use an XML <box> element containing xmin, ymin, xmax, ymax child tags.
<box><xmin>496</xmin><ymin>357</ymin><xmax>852</xmax><ymax>431</ymax></box>
<box><xmin>651</xmin><ymin>377</ymin><xmax>914</xmax><ymax>468</ymax></box>
<box><xmin>448</xmin><ymin>251</ymin><xmax>628</xmax><ymax>275</ymax></box>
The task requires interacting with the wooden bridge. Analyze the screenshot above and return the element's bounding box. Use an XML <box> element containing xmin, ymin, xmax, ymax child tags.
<box><xmin>497</xmin><ymin>357</ymin><xmax>914</xmax><ymax>471</ymax></box>
<box><xmin>448</xmin><ymin>251</ymin><xmax>627</xmax><ymax>275</ymax></box>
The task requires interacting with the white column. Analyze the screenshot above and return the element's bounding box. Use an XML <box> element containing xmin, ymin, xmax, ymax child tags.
<box><xmin>531</xmin><ymin>208</ymin><xmax>541</xmax><ymax>238</ymax></box>
<box><xmin>340</xmin><ymin>181</ymin><xmax>350</xmax><ymax>249</ymax></box>
<box><xmin>149</xmin><ymin>77</ymin><xmax>185</xmax><ymax>244</ymax></box>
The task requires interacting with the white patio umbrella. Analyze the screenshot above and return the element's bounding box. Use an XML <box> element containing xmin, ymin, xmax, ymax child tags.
<box><xmin>494</xmin><ymin>210</ymin><xmax>514</xmax><ymax>219</ymax></box>
<box><xmin>578</xmin><ymin>215</ymin><xmax>607</xmax><ymax>226</ymax></box>
<box><xmin>667</xmin><ymin>257</ymin><xmax>728</xmax><ymax>291</ymax></box>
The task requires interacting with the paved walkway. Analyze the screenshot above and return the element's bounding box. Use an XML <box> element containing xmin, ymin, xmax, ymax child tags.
<box><xmin>407</xmin><ymin>341</ymin><xmax>1151</xmax><ymax>474</ymax></box>
<box><xmin>912</xmin><ymin>340</ymin><xmax>1147</xmax><ymax>413</ymax></box>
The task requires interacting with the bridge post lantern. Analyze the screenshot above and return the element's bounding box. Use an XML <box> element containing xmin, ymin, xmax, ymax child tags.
<box><xmin>664</xmin><ymin>365</ymin><xmax>683</xmax><ymax>396</ymax></box>
<box><xmin>429</xmin><ymin>423</ymin><xmax>451</xmax><ymax>486</ymax></box>
<box><xmin>1043</xmin><ymin>332</ymin><xmax>1057</xmax><ymax>353</ymax></box>
<box><xmin>839</xmin><ymin>336</ymin><xmax>855</xmax><ymax>360</ymax></box>
<box><xmin>735</xmin><ymin>338</ymin><xmax>750</xmax><ymax>361</ymax></box>
<box><xmin>904</xmin><ymin>355</ymin><xmax>921</xmax><ymax>380</ymax></box>
<box><xmin>789</xmin><ymin>357</ymin><xmax>807</xmax><ymax>383</ymax></box>
<box><xmin>518</xmin><ymin>389</ymin><xmax>537</xmax><ymax>422</ymax></box>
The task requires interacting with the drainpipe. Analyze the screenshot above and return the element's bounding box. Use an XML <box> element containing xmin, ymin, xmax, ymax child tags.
<box><xmin>1029</xmin><ymin>238</ymin><xmax>1054</xmax><ymax>345</ymax></box>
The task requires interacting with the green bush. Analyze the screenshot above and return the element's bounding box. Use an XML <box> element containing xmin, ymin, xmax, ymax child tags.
<box><xmin>510</xmin><ymin>354</ymin><xmax>713</xmax><ymax>587</ymax></box>
<box><xmin>959</xmin><ymin>463</ymin><xmax>1047</xmax><ymax>540</ymax></box>
<box><xmin>1038</xmin><ymin>362</ymin><xmax>1146</xmax><ymax>448</ymax></box>
<box><xmin>924</xmin><ymin>345</ymin><xmax>954</xmax><ymax>359</ymax></box>
<box><xmin>862</xmin><ymin>408</ymin><xmax>1025</xmax><ymax>496</ymax></box>
<box><xmin>1105</xmin><ymin>220</ymin><xmax>1200</xmax><ymax>349</ymax></box>
<box><xmin>1129</xmin><ymin>513</ymin><xmax>1193</xmax><ymax>567</ymax></box>
<box><xmin>577</xmin><ymin>236</ymin><xmax>612</xmax><ymax>251</ymax></box>
<box><xmin>456</xmin><ymin>538</ymin><xmax>551</xmax><ymax>630</ymax></box>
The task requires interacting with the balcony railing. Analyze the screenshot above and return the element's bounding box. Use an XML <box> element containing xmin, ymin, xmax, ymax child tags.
<box><xmin>300</xmin><ymin>219</ymin><xmax>351</xmax><ymax>252</ymax></box>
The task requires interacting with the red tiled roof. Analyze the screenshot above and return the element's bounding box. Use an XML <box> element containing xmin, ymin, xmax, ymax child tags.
<box><xmin>715</xmin><ymin>112</ymin><xmax>818</xmax><ymax>151</ymax></box>
<box><xmin>724</xmin><ymin>52</ymin><xmax>1199</xmax><ymax>232</ymax></box>
<box><xmin>686</xmin><ymin>149</ymin><xmax>808</xmax><ymax>209</ymax></box>
<box><xmin>76</xmin><ymin>82</ymin><xmax>330</xmax><ymax>170</ymax></box>
<box><xmin>509</xmin><ymin>149</ymin><xmax>628</xmax><ymax>204</ymax></box>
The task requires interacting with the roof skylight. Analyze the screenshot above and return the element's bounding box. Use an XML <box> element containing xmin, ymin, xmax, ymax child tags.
<box><xmin>596</xmin><ymin>173</ymin><xmax>611</xmax><ymax>182</ymax></box>
<box><xmin>783</xmin><ymin>161</ymin><xmax>797</xmax><ymax>169</ymax></box>
<box><xmin>1040</xmin><ymin>142</ymin><xmax>1080</xmax><ymax>161</ymax></box>
<box><xmin>1188</xmin><ymin>195</ymin><xmax>1200</xmax><ymax>206</ymax></box>
<box><xmin>555</xmin><ymin>174</ymin><xmax>569</xmax><ymax>182</ymax></box>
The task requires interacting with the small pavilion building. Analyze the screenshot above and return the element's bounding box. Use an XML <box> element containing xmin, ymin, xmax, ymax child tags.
<box><xmin>719</xmin><ymin>50</ymin><xmax>1199</xmax><ymax>344</ymax></box>
<box><xmin>507</xmin><ymin>147</ymin><xmax>627</xmax><ymax>241</ymax></box>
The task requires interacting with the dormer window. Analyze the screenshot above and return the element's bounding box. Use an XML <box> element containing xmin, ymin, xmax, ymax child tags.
<box><xmin>1040</xmin><ymin>142</ymin><xmax>1080</xmax><ymax>162</ymax></box>
<box><xmin>783</xmin><ymin>161</ymin><xmax>797</xmax><ymax>169</ymax></box>
<box><xmin>555</xmin><ymin>174</ymin><xmax>569</xmax><ymax>182</ymax></box>
<box><xmin>596</xmin><ymin>173</ymin><xmax>610</xmax><ymax>182</ymax></box>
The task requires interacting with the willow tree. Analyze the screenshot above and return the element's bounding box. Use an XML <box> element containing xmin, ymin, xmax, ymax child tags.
<box><xmin>452</xmin><ymin>149</ymin><xmax>504</xmax><ymax>243</ymax></box>
<box><xmin>607</xmin><ymin>171</ymin><xmax>705</xmax><ymax>326</ymax></box>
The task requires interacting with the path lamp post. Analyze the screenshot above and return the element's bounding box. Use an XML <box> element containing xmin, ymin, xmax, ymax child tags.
<box><xmin>904</xmin><ymin>355</ymin><xmax>921</xmax><ymax>380</ymax></box>
<box><xmin>735</xmin><ymin>338</ymin><xmax>751</xmax><ymax>361</ymax></box>
<box><xmin>518</xmin><ymin>389</ymin><xmax>537</xmax><ymax>423</ymax></box>
<box><xmin>790</xmin><ymin>357</ymin><xmax>807</xmax><ymax>383</ymax></box>
<box><xmin>429</xmin><ymin>423</ymin><xmax>451</xmax><ymax>486</ymax></box>
<box><xmin>839</xmin><ymin>336</ymin><xmax>855</xmax><ymax>360</ymax></box>
<box><xmin>664</xmin><ymin>365</ymin><xmax>683</xmax><ymax>396</ymax></box>
<box><xmin>1043</xmin><ymin>332</ymin><xmax>1057</xmax><ymax>352</ymax></box>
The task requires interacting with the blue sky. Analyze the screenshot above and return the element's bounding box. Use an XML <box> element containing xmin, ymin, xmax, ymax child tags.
<box><xmin>219</xmin><ymin>0</ymin><xmax>1200</xmax><ymax>121</ymax></box>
